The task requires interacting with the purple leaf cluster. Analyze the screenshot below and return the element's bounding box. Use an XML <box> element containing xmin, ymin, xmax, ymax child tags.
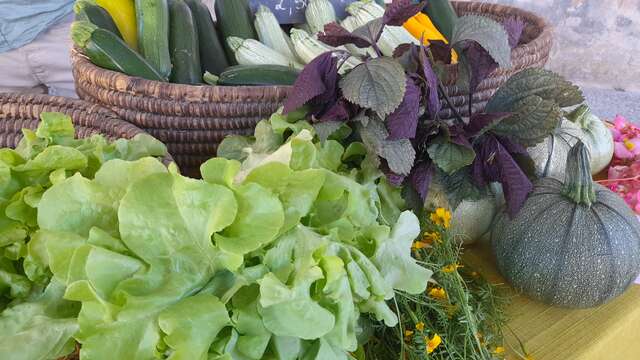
<box><xmin>319</xmin><ymin>0</ymin><xmax>426</xmax><ymax>51</ymax></box>
<box><xmin>319</xmin><ymin>22</ymin><xmax>372</xmax><ymax>48</ymax></box>
<box><xmin>387</xmin><ymin>78</ymin><xmax>421</xmax><ymax>140</ymax></box>
<box><xmin>418</xmin><ymin>45</ymin><xmax>441</xmax><ymax>117</ymax></box>
<box><xmin>462</xmin><ymin>16</ymin><xmax>527</xmax><ymax>95</ymax></box>
<box><xmin>282</xmin><ymin>1</ymin><xmax>537</xmax><ymax>217</ymax></box>
<box><xmin>383</xmin><ymin>0</ymin><xmax>427</xmax><ymax>26</ymax></box>
<box><xmin>283</xmin><ymin>52</ymin><xmax>352</xmax><ymax>122</ymax></box>
<box><xmin>472</xmin><ymin>134</ymin><xmax>533</xmax><ymax>217</ymax></box>
<box><xmin>409</xmin><ymin>161</ymin><xmax>435</xmax><ymax>200</ymax></box>
<box><xmin>503</xmin><ymin>17</ymin><xmax>526</xmax><ymax>49</ymax></box>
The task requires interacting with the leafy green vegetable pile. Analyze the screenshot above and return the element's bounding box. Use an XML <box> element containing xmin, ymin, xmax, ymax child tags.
<box><xmin>0</xmin><ymin>113</ymin><xmax>167</xmax><ymax>359</ymax></box>
<box><xmin>1</xmin><ymin>110</ymin><xmax>432</xmax><ymax>360</ymax></box>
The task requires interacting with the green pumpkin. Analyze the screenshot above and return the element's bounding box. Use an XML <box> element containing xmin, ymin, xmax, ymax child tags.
<box><xmin>492</xmin><ymin>142</ymin><xmax>640</xmax><ymax>308</ymax></box>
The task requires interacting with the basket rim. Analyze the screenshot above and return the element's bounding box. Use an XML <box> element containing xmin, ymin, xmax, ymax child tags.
<box><xmin>0</xmin><ymin>92</ymin><xmax>174</xmax><ymax>163</ymax></box>
<box><xmin>72</xmin><ymin>0</ymin><xmax>553</xmax><ymax>101</ymax></box>
<box><xmin>0</xmin><ymin>93</ymin><xmax>146</xmax><ymax>135</ymax></box>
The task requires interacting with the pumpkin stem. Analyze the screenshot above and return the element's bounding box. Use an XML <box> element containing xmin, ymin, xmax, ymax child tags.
<box><xmin>566</xmin><ymin>104</ymin><xmax>590</xmax><ymax>126</ymax></box>
<box><xmin>562</xmin><ymin>141</ymin><xmax>596</xmax><ymax>206</ymax></box>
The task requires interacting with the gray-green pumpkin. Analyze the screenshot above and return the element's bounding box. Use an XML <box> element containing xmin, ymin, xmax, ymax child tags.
<box><xmin>492</xmin><ymin>142</ymin><xmax>640</xmax><ymax>308</ymax></box>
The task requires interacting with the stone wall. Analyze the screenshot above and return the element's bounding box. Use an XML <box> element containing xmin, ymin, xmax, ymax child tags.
<box><xmin>478</xmin><ymin>0</ymin><xmax>640</xmax><ymax>91</ymax></box>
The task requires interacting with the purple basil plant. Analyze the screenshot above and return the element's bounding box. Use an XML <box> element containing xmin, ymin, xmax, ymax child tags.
<box><xmin>283</xmin><ymin>0</ymin><xmax>583</xmax><ymax>217</ymax></box>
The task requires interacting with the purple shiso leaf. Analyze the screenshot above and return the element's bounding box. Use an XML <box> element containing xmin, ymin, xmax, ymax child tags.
<box><xmin>319</xmin><ymin>99</ymin><xmax>351</xmax><ymax>122</ymax></box>
<box><xmin>387</xmin><ymin>78</ymin><xmax>421</xmax><ymax>140</ymax></box>
<box><xmin>465</xmin><ymin>112</ymin><xmax>511</xmax><ymax>137</ymax></box>
<box><xmin>380</xmin><ymin>161</ymin><xmax>406</xmax><ymax>186</ymax></box>
<box><xmin>503</xmin><ymin>17</ymin><xmax>526</xmax><ymax>49</ymax></box>
<box><xmin>429</xmin><ymin>40</ymin><xmax>453</xmax><ymax>64</ymax></box>
<box><xmin>465</xmin><ymin>41</ymin><xmax>499</xmax><ymax>94</ymax></box>
<box><xmin>409</xmin><ymin>161</ymin><xmax>435</xmax><ymax>201</ymax></box>
<box><xmin>383</xmin><ymin>0</ymin><xmax>428</xmax><ymax>26</ymax></box>
<box><xmin>472</xmin><ymin>135</ymin><xmax>533</xmax><ymax>217</ymax></box>
<box><xmin>283</xmin><ymin>52</ymin><xmax>339</xmax><ymax>114</ymax></box>
<box><xmin>419</xmin><ymin>45</ymin><xmax>441</xmax><ymax>117</ymax></box>
<box><xmin>319</xmin><ymin>22</ymin><xmax>372</xmax><ymax>48</ymax></box>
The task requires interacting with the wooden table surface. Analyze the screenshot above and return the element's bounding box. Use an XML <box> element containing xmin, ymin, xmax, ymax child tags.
<box><xmin>464</xmin><ymin>241</ymin><xmax>640</xmax><ymax>360</ymax></box>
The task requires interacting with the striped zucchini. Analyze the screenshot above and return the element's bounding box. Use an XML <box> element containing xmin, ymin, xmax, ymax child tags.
<box><xmin>227</xmin><ymin>37</ymin><xmax>302</xmax><ymax>70</ymax></box>
<box><xmin>71</xmin><ymin>21</ymin><xmax>165</xmax><ymax>81</ymax></box>
<box><xmin>341</xmin><ymin>16</ymin><xmax>378</xmax><ymax>58</ymax></box>
<box><xmin>290</xmin><ymin>29</ymin><xmax>361</xmax><ymax>73</ymax></box>
<box><xmin>346</xmin><ymin>0</ymin><xmax>419</xmax><ymax>56</ymax></box>
<box><xmin>135</xmin><ymin>0</ymin><xmax>172</xmax><ymax>79</ymax></box>
<box><xmin>254</xmin><ymin>5</ymin><xmax>298</xmax><ymax>61</ymax></box>
<box><xmin>306</xmin><ymin>0</ymin><xmax>337</xmax><ymax>35</ymax></box>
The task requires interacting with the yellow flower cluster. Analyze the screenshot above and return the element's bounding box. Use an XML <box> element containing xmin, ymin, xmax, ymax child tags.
<box><xmin>423</xmin><ymin>231</ymin><xmax>441</xmax><ymax>244</ymax></box>
<box><xmin>442</xmin><ymin>263</ymin><xmax>463</xmax><ymax>273</ymax></box>
<box><xmin>404</xmin><ymin>322</ymin><xmax>442</xmax><ymax>354</ymax></box>
<box><xmin>426</xmin><ymin>333</ymin><xmax>442</xmax><ymax>353</ymax></box>
<box><xmin>430</xmin><ymin>207</ymin><xmax>452</xmax><ymax>228</ymax></box>
<box><xmin>428</xmin><ymin>287</ymin><xmax>447</xmax><ymax>300</ymax></box>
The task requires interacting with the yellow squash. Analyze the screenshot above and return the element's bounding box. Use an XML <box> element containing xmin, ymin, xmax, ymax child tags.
<box><xmin>404</xmin><ymin>13</ymin><xmax>457</xmax><ymax>63</ymax></box>
<box><xmin>96</xmin><ymin>0</ymin><xmax>138</xmax><ymax>49</ymax></box>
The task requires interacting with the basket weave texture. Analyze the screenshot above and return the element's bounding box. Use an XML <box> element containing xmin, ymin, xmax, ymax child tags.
<box><xmin>0</xmin><ymin>93</ymin><xmax>168</xmax><ymax>156</ymax></box>
<box><xmin>72</xmin><ymin>1</ymin><xmax>553</xmax><ymax>176</ymax></box>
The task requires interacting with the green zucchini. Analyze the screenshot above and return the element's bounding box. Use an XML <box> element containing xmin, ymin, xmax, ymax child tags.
<box><xmin>169</xmin><ymin>0</ymin><xmax>201</xmax><ymax>84</ymax></box>
<box><xmin>424</xmin><ymin>0</ymin><xmax>459</xmax><ymax>41</ymax></box>
<box><xmin>135</xmin><ymin>0</ymin><xmax>172</xmax><ymax>79</ymax></box>
<box><xmin>74</xmin><ymin>0</ymin><xmax>123</xmax><ymax>39</ymax></box>
<box><xmin>71</xmin><ymin>21</ymin><xmax>165</xmax><ymax>82</ymax></box>
<box><xmin>184</xmin><ymin>0</ymin><xmax>229</xmax><ymax>76</ymax></box>
<box><xmin>214</xmin><ymin>0</ymin><xmax>257</xmax><ymax>64</ymax></box>
<box><xmin>218</xmin><ymin>65</ymin><xmax>299</xmax><ymax>86</ymax></box>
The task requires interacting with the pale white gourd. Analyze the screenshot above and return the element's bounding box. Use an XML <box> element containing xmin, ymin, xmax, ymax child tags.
<box><xmin>567</xmin><ymin>105</ymin><xmax>614</xmax><ymax>175</ymax></box>
<box><xmin>425</xmin><ymin>181</ymin><xmax>497</xmax><ymax>245</ymax></box>
<box><xmin>528</xmin><ymin>119</ymin><xmax>587</xmax><ymax>180</ymax></box>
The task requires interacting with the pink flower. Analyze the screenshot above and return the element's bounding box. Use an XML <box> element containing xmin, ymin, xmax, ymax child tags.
<box><xmin>614</xmin><ymin>138</ymin><xmax>640</xmax><ymax>159</ymax></box>
<box><xmin>604</xmin><ymin>114</ymin><xmax>640</xmax><ymax>215</ymax></box>
<box><xmin>609</xmin><ymin>165</ymin><xmax>630</xmax><ymax>180</ymax></box>
<box><xmin>611</xmin><ymin>115</ymin><xmax>628</xmax><ymax>141</ymax></box>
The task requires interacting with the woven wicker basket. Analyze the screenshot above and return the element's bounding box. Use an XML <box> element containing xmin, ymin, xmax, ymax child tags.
<box><xmin>72</xmin><ymin>1</ymin><xmax>553</xmax><ymax>176</ymax></box>
<box><xmin>0</xmin><ymin>93</ymin><xmax>171</xmax><ymax>162</ymax></box>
